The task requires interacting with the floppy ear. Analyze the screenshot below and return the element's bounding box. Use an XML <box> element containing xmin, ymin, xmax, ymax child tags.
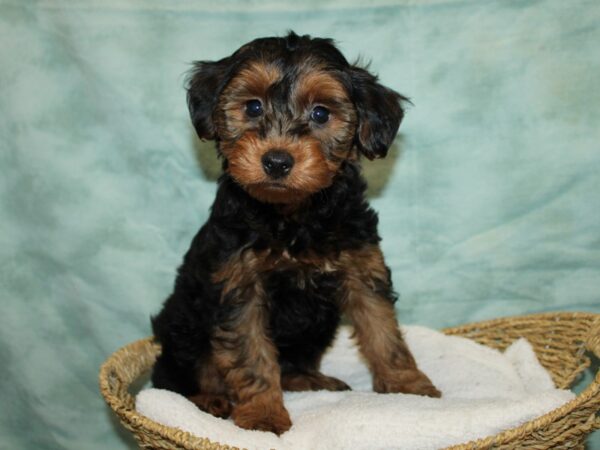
<box><xmin>186</xmin><ymin>57</ymin><xmax>235</xmax><ymax>140</ymax></box>
<box><xmin>349</xmin><ymin>66</ymin><xmax>408</xmax><ymax>159</ymax></box>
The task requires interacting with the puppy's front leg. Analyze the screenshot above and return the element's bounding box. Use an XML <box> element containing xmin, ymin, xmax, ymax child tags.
<box><xmin>212</xmin><ymin>254</ymin><xmax>292</xmax><ymax>435</ymax></box>
<box><xmin>340</xmin><ymin>246</ymin><xmax>441</xmax><ymax>398</ymax></box>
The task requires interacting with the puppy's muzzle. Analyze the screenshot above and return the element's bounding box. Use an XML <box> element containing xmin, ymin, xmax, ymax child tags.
<box><xmin>261</xmin><ymin>150</ymin><xmax>294</xmax><ymax>179</ymax></box>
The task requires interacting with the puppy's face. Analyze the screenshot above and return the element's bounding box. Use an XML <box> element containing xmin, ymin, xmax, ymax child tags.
<box><xmin>188</xmin><ymin>33</ymin><xmax>407</xmax><ymax>204</ymax></box>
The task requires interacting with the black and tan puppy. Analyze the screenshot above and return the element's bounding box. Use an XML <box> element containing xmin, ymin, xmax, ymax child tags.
<box><xmin>152</xmin><ymin>32</ymin><xmax>440</xmax><ymax>435</ymax></box>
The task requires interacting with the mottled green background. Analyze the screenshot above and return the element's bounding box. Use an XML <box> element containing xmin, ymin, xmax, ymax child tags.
<box><xmin>1</xmin><ymin>0</ymin><xmax>599</xmax><ymax>448</ymax></box>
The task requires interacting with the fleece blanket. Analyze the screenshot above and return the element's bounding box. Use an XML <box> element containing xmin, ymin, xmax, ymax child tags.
<box><xmin>137</xmin><ymin>326</ymin><xmax>575</xmax><ymax>449</ymax></box>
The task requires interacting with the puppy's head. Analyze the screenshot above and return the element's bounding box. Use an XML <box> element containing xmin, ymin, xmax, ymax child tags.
<box><xmin>187</xmin><ymin>32</ymin><xmax>407</xmax><ymax>204</ymax></box>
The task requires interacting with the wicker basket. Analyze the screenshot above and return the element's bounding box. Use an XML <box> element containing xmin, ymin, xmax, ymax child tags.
<box><xmin>99</xmin><ymin>312</ymin><xmax>600</xmax><ymax>449</ymax></box>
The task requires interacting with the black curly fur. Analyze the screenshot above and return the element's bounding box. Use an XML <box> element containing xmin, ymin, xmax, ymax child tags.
<box><xmin>151</xmin><ymin>161</ymin><xmax>389</xmax><ymax>395</ymax></box>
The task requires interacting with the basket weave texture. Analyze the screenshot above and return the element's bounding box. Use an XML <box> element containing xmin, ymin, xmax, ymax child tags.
<box><xmin>99</xmin><ymin>312</ymin><xmax>600</xmax><ymax>450</ymax></box>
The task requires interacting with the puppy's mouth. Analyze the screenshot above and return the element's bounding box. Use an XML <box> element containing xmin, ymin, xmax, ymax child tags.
<box><xmin>245</xmin><ymin>181</ymin><xmax>308</xmax><ymax>204</ymax></box>
<box><xmin>257</xmin><ymin>181</ymin><xmax>288</xmax><ymax>190</ymax></box>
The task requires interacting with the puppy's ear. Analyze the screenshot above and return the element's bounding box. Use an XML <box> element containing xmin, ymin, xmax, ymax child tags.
<box><xmin>349</xmin><ymin>66</ymin><xmax>408</xmax><ymax>160</ymax></box>
<box><xmin>187</xmin><ymin>57</ymin><xmax>234</xmax><ymax>140</ymax></box>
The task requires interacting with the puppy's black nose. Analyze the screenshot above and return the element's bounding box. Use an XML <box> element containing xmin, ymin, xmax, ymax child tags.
<box><xmin>261</xmin><ymin>150</ymin><xmax>294</xmax><ymax>179</ymax></box>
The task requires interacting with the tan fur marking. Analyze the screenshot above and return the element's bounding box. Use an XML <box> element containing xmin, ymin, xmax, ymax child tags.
<box><xmin>294</xmin><ymin>71</ymin><xmax>350</xmax><ymax>106</ymax></box>
<box><xmin>211</xmin><ymin>248</ymin><xmax>270</xmax><ymax>287</ymax></box>
<box><xmin>223</xmin><ymin>133</ymin><xmax>340</xmax><ymax>204</ymax></box>
<box><xmin>211</xmin><ymin>250</ymin><xmax>291</xmax><ymax>434</ymax></box>
<box><xmin>188</xmin><ymin>393</ymin><xmax>231</xmax><ymax>418</ymax></box>
<box><xmin>196</xmin><ymin>354</ymin><xmax>227</xmax><ymax>395</ymax></box>
<box><xmin>212</xmin><ymin>248</ymin><xmax>335</xmax><ymax>288</ymax></box>
<box><xmin>216</xmin><ymin>61</ymin><xmax>282</xmax><ymax>140</ymax></box>
<box><xmin>281</xmin><ymin>371</ymin><xmax>350</xmax><ymax>392</ymax></box>
<box><xmin>338</xmin><ymin>245</ymin><xmax>441</xmax><ymax>398</ymax></box>
<box><xmin>222</xmin><ymin>133</ymin><xmax>268</xmax><ymax>192</ymax></box>
<box><xmin>223</xmin><ymin>61</ymin><xmax>281</xmax><ymax>98</ymax></box>
<box><xmin>295</xmin><ymin>70</ymin><xmax>357</xmax><ymax>161</ymax></box>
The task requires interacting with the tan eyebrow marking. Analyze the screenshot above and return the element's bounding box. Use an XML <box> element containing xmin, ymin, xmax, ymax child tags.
<box><xmin>294</xmin><ymin>70</ymin><xmax>350</xmax><ymax>107</ymax></box>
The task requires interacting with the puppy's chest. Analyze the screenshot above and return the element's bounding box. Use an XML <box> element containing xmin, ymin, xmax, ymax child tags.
<box><xmin>263</xmin><ymin>265</ymin><xmax>342</xmax><ymax>301</ymax></box>
<box><xmin>255</xmin><ymin>215</ymin><xmax>353</xmax><ymax>256</ymax></box>
<box><xmin>264</xmin><ymin>267</ymin><xmax>342</xmax><ymax>337</ymax></box>
<box><xmin>261</xmin><ymin>254</ymin><xmax>344</xmax><ymax>333</ymax></box>
<box><xmin>238</xmin><ymin>215</ymin><xmax>364</xmax><ymax>285</ymax></box>
<box><xmin>257</xmin><ymin>246</ymin><xmax>344</xmax><ymax>281</ymax></box>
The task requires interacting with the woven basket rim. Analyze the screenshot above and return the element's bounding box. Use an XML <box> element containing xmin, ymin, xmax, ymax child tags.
<box><xmin>99</xmin><ymin>339</ymin><xmax>224</xmax><ymax>449</ymax></box>
<box><xmin>99</xmin><ymin>311</ymin><xmax>600</xmax><ymax>450</ymax></box>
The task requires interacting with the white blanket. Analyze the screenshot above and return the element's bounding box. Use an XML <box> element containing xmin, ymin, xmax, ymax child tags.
<box><xmin>136</xmin><ymin>326</ymin><xmax>575</xmax><ymax>450</ymax></box>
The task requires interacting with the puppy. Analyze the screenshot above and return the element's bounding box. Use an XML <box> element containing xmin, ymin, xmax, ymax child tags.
<box><xmin>152</xmin><ymin>31</ymin><xmax>440</xmax><ymax>435</ymax></box>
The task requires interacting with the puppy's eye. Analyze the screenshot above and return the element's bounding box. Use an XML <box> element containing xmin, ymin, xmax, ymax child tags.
<box><xmin>245</xmin><ymin>99</ymin><xmax>263</xmax><ymax>118</ymax></box>
<box><xmin>310</xmin><ymin>106</ymin><xmax>330</xmax><ymax>124</ymax></box>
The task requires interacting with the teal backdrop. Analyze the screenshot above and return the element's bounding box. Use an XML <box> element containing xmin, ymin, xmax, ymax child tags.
<box><xmin>1</xmin><ymin>0</ymin><xmax>598</xmax><ymax>448</ymax></box>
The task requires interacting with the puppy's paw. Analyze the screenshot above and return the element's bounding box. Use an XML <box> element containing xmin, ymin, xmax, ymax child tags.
<box><xmin>188</xmin><ymin>393</ymin><xmax>232</xmax><ymax>418</ymax></box>
<box><xmin>318</xmin><ymin>375</ymin><xmax>352</xmax><ymax>392</ymax></box>
<box><xmin>232</xmin><ymin>399</ymin><xmax>292</xmax><ymax>435</ymax></box>
<box><xmin>374</xmin><ymin>369</ymin><xmax>441</xmax><ymax>398</ymax></box>
<box><xmin>282</xmin><ymin>371</ymin><xmax>351</xmax><ymax>392</ymax></box>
